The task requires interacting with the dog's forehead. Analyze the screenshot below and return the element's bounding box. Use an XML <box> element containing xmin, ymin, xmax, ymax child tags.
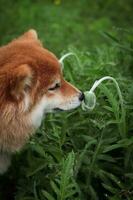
<box><xmin>0</xmin><ymin>36</ymin><xmax>62</xmax><ymax>84</ymax></box>
<box><xmin>37</xmin><ymin>48</ymin><xmax>61</xmax><ymax>73</ymax></box>
<box><xmin>34</xmin><ymin>48</ymin><xmax>62</xmax><ymax>88</ymax></box>
<box><xmin>27</xmin><ymin>45</ymin><xmax>62</xmax><ymax>84</ymax></box>
<box><xmin>12</xmin><ymin>39</ymin><xmax>61</xmax><ymax>70</ymax></box>
<box><xmin>21</xmin><ymin>41</ymin><xmax>60</xmax><ymax>70</ymax></box>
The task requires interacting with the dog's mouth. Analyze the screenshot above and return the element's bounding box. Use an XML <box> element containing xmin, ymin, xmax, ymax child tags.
<box><xmin>53</xmin><ymin>107</ymin><xmax>76</xmax><ymax>112</ymax></box>
<box><xmin>53</xmin><ymin>108</ymin><xmax>64</xmax><ymax>112</ymax></box>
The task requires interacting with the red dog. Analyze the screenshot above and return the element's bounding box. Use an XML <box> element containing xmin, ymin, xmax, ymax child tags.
<box><xmin>0</xmin><ymin>30</ymin><xmax>84</xmax><ymax>174</ymax></box>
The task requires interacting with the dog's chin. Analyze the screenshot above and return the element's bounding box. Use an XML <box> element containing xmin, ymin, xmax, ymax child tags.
<box><xmin>46</xmin><ymin>101</ymin><xmax>81</xmax><ymax>113</ymax></box>
<box><xmin>46</xmin><ymin>107</ymin><xmax>74</xmax><ymax>113</ymax></box>
<box><xmin>53</xmin><ymin>105</ymin><xmax>80</xmax><ymax>113</ymax></box>
<box><xmin>44</xmin><ymin>108</ymin><xmax>64</xmax><ymax>114</ymax></box>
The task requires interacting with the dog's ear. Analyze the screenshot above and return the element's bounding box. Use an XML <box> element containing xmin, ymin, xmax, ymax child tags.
<box><xmin>18</xmin><ymin>29</ymin><xmax>38</xmax><ymax>41</ymax></box>
<box><xmin>10</xmin><ymin>64</ymin><xmax>33</xmax><ymax>100</ymax></box>
<box><xmin>17</xmin><ymin>29</ymin><xmax>43</xmax><ymax>46</ymax></box>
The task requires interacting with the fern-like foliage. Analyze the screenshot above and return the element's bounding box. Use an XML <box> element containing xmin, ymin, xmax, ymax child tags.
<box><xmin>42</xmin><ymin>151</ymin><xmax>78</xmax><ymax>200</ymax></box>
<box><xmin>0</xmin><ymin>29</ymin><xmax>133</xmax><ymax>200</ymax></box>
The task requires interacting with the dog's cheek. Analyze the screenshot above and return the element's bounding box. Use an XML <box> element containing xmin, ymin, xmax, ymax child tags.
<box><xmin>28</xmin><ymin>96</ymin><xmax>48</xmax><ymax>128</ymax></box>
<box><xmin>9</xmin><ymin>64</ymin><xmax>33</xmax><ymax>101</ymax></box>
<box><xmin>18</xmin><ymin>94</ymin><xmax>31</xmax><ymax>113</ymax></box>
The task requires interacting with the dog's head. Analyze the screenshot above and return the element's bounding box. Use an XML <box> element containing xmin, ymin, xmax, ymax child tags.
<box><xmin>0</xmin><ymin>30</ymin><xmax>84</xmax><ymax>127</ymax></box>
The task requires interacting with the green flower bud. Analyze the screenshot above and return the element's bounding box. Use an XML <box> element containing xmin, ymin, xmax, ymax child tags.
<box><xmin>81</xmin><ymin>91</ymin><xmax>96</xmax><ymax>111</ymax></box>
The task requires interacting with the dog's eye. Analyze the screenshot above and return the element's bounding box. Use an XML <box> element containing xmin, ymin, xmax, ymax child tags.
<box><xmin>48</xmin><ymin>83</ymin><xmax>60</xmax><ymax>91</ymax></box>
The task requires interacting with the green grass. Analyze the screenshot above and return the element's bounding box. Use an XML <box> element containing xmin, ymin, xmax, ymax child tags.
<box><xmin>0</xmin><ymin>0</ymin><xmax>133</xmax><ymax>200</ymax></box>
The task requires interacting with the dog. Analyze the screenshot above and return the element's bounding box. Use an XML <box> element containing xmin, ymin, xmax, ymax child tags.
<box><xmin>0</xmin><ymin>29</ymin><xmax>84</xmax><ymax>174</ymax></box>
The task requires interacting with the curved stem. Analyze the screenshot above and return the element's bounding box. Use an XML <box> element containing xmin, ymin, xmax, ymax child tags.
<box><xmin>90</xmin><ymin>76</ymin><xmax>123</xmax><ymax>110</ymax></box>
<box><xmin>89</xmin><ymin>76</ymin><xmax>126</xmax><ymax>137</ymax></box>
<box><xmin>59</xmin><ymin>52</ymin><xmax>81</xmax><ymax>69</ymax></box>
<box><xmin>59</xmin><ymin>52</ymin><xmax>75</xmax><ymax>64</ymax></box>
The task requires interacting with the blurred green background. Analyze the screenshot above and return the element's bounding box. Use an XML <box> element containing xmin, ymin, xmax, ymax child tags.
<box><xmin>0</xmin><ymin>0</ymin><xmax>133</xmax><ymax>200</ymax></box>
<box><xmin>0</xmin><ymin>0</ymin><xmax>133</xmax><ymax>54</ymax></box>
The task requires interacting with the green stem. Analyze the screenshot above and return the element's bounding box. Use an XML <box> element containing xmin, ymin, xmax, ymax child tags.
<box><xmin>88</xmin><ymin>131</ymin><xmax>104</xmax><ymax>183</ymax></box>
<box><xmin>90</xmin><ymin>76</ymin><xmax>126</xmax><ymax>138</ymax></box>
<box><xmin>59</xmin><ymin>52</ymin><xmax>81</xmax><ymax>69</ymax></box>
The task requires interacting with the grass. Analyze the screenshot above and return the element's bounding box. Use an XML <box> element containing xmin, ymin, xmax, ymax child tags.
<box><xmin>0</xmin><ymin>0</ymin><xmax>133</xmax><ymax>200</ymax></box>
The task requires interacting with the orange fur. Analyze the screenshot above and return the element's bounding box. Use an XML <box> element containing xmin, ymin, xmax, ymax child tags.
<box><xmin>0</xmin><ymin>30</ymin><xmax>82</xmax><ymax>173</ymax></box>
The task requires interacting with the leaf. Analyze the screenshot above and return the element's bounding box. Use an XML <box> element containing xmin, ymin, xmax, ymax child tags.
<box><xmin>89</xmin><ymin>185</ymin><xmax>98</xmax><ymax>200</ymax></box>
<box><xmin>102</xmin><ymin>171</ymin><xmax>123</xmax><ymax>188</ymax></box>
<box><xmin>117</xmin><ymin>138</ymin><xmax>133</xmax><ymax>146</ymax></box>
<box><xmin>42</xmin><ymin>190</ymin><xmax>55</xmax><ymax>200</ymax></box>
<box><xmin>26</xmin><ymin>158</ymin><xmax>46</xmax><ymax>177</ymax></box>
<box><xmin>100</xmin><ymin>84</ymin><xmax>120</xmax><ymax>120</ymax></box>
<box><xmin>101</xmin><ymin>31</ymin><xmax>120</xmax><ymax>43</ymax></box>
<box><xmin>103</xmin><ymin>105</ymin><xmax>114</xmax><ymax>112</ymax></box>
<box><xmin>102</xmin><ymin>183</ymin><xmax>118</xmax><ymax>194</ymax></box>
<box><xmin>59</xmin><ymin>151</ymin><xmax>76</xmax><ymax>199</ymax></box>
<box><xmin>103</xmin><ymin>143</ymin><xmax>125</xmax><ymax>153</ymax></box>
<box><xmin>65</xmin><ymin>188</ymin><xmax>77</xmax><ymax>198</ymax></box>
<box><xmin>98</xmin><ymin>154</ymin><xmax>116</xmax><ymax>163</ymax></box>
<box><xmin>75</xmin><ymin>139</ymin><xmax>97</xmax><ymax>176</ymax></box>
<box><xmin>30</xmin><ymin>143</ymin><xmax>46</xmax><ymax>157</ymax></box>
<box><xmin>50</xmin><ymin>181</ymin><xmax>60</xmax><ymax>196</ymax></box>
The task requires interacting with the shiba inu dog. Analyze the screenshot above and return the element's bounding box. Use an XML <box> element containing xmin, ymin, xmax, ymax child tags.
<box><xmin>0</xmin><ymin>30</ymin><xmax>84</xmax><ymax>174</ymax></box>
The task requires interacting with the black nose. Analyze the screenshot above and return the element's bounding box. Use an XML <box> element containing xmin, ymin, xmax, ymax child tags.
<box><xmin>79</xmin><ymin>92</ymin><xmax>85</xmax><ymax>101</ymax></box>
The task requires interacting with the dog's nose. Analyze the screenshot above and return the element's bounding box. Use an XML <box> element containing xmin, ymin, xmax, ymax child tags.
<box><xmin>79</xmin><ymin>92</ymin><xmax>85</xmax><ymax>101</ymax></box>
